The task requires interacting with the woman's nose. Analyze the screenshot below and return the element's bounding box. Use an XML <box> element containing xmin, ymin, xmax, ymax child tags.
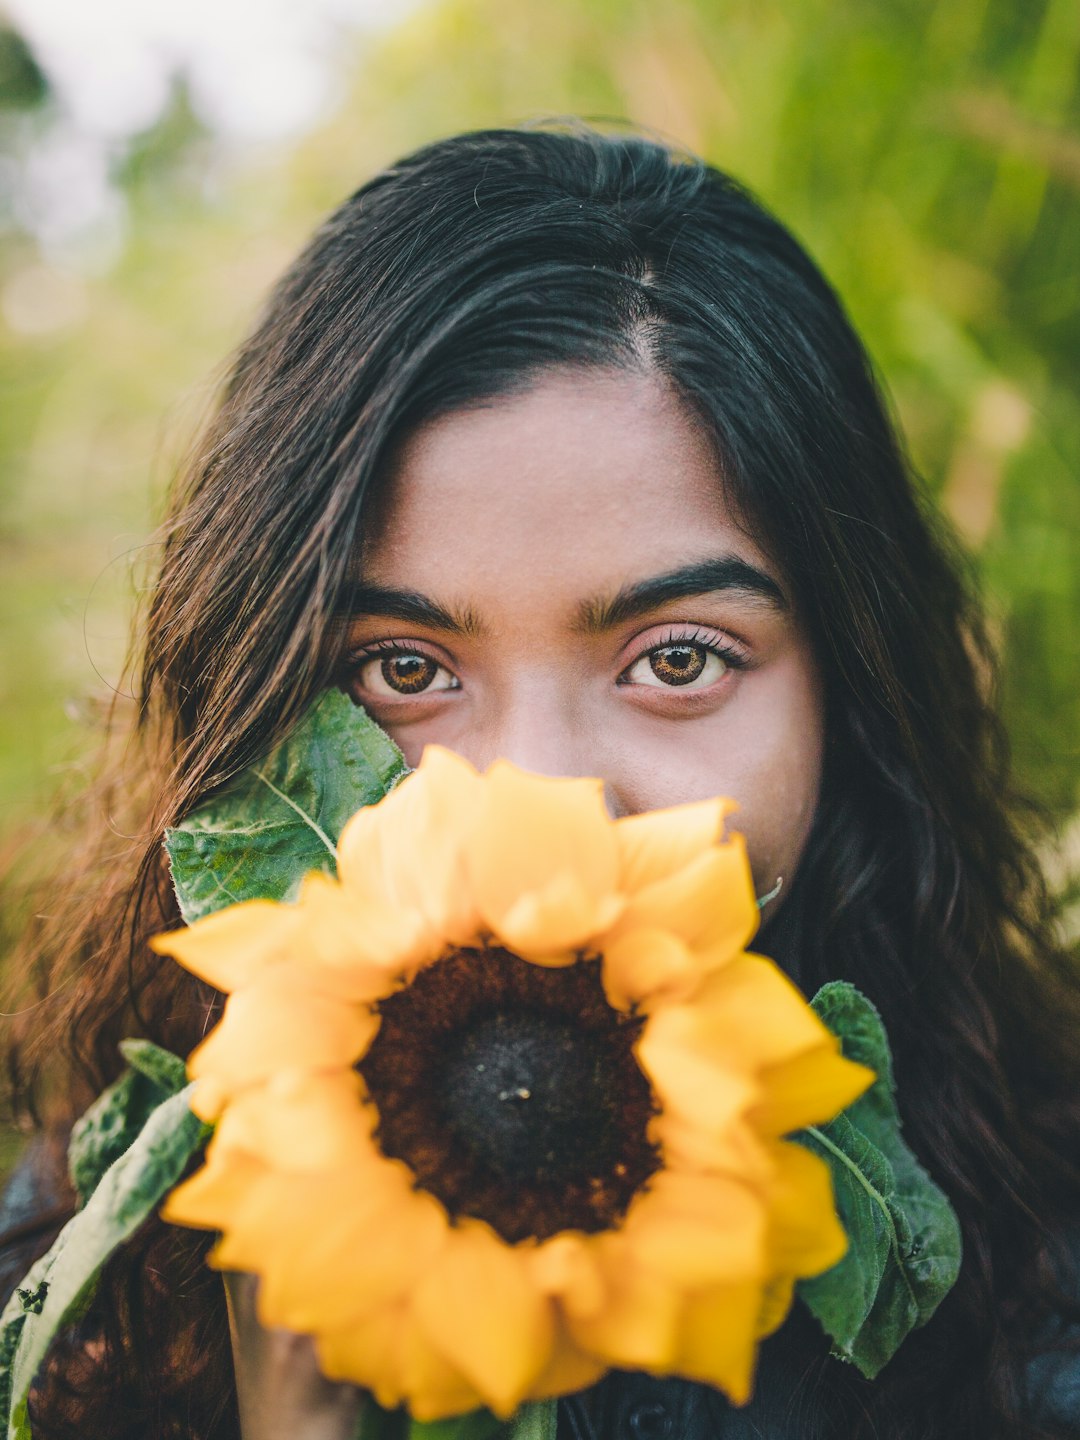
<box><xmin>460</xmin><ymin>690</ymin><xmax>625</xmax><ymax>818</ymax></box>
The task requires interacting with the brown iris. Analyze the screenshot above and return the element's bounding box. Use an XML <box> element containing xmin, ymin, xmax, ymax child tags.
<box><xmin>381</xmin><ymin>654</ymin><xmax>438</xmax><ymax>693</ymax></box>
<box><xmin>358</xmin><ymin>948</ymin><xmax>660</xmax><ymax>1243</ymax></box>
<box><xmin>649</xmin><ymin>643</ymin><xmax>707</xmax><ymax>686</ymax></box>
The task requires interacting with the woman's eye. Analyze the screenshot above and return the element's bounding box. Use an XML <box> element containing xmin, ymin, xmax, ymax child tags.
<box><xmin>356</xmin><ymin>652</ymin><xmax>457</xmax><ymax>697</ymax></box>
<box><xmin>625</xmin><ymin>642</ymin><xmax>728</xmax><ymax>689</ymax></box>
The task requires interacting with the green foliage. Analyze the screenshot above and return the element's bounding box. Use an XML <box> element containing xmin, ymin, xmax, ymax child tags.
<box><xmin>407</xmin><ymin>1408</ymin><xmax>513</xmax><ymax>1440</ymax></box>
<box><xmin>356</xmin><ymin>1399</ymin><xmax>546</xmax><ymax>1440</ymax></box>
<box><xmin>165</xmin><ymin>689</ymin><xmax>407</xmax><ymax>922</ymax></box>
<box><xmin>0</xmin><ymin>27</ymin><xmax>49</xmax><ymax>112</ymax></box>
<box><xmin>115</xmin><ymin>74</ymin><xmax>212</xmax><ymax>199</ymax></box>
<box><xmin>1</xmin><ymin>0</ymin><xmax>1077</xmax><ymax>846</ymax></box>
<box><xmin>797</xmin><ymin>982</ymin><xmax>962</xmax><ymax>1376</ymax></box>
<box><xmin>68</xmin><ymin>1040</ymin><xmax>190</xmax><ymax>1205</ymax></box>
<box><xmin>0</xmin><ymin>1085</ymin><xmax>209</xmax><ymax>1439</ymax></box>
<box><xmin>118</xmin><ymin>1036</ymin><xmax>189</xmax><ymax>1093</ymax></box>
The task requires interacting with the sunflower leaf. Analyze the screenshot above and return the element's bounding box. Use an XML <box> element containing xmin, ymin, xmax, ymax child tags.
<box><xmin>165</xmin><ymin>689</ymin><xmax>407</xmax><ymax>923</ymax></box>
<box><xmin>118</xmin><ymin>1037</ymin><xmax>189</xmax><ymax>1093</ymax></box>
<box><xmin>2</xmin><ymin>1087</ymin><xmax>210</xmax><ymax>1440</ymax></box>
<box><xmin>796</xmin><ymin>982</ymin><xmax>962</xmax><ymax>1378</ymax></box>
<box><xmin>68</xmin><ymin>1041</ymin><xmax>190</xmax><ymax>1205</ymax></box>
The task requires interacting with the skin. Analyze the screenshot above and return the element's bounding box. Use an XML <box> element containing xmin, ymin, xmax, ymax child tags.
<box><xmin>226</xmin><ymin>1274</ymin><xmax>363</xmax><ymax>1440</ymax></box>
<box><xmin>232</xmin><ymin>367</ymin><xmax>825</xmax><ymax>1435</ymax></box>
<box><xmin>348</xmin><ymin>367</ymin><xmax>824</xmax><ymax>897</ymax></box>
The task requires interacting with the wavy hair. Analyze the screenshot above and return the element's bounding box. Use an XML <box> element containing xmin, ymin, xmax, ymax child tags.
<box><xmin>6</xmin><ymin>125</ymin><xmax>1080</xmax><ymax>1438</ymax></box>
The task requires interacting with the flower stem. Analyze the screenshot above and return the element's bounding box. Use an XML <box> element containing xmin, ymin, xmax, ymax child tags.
<box><xmin>508</xmin><ymin>1401</ymin><xmax>558</xmax><ymax>1440</ymax></box>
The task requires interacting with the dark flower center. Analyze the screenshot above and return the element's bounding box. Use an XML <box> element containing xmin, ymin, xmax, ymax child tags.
<box><xmin>357</xmin><ymin>948</ymin><xmax>660</xmax><ymax>1243</ymax></box>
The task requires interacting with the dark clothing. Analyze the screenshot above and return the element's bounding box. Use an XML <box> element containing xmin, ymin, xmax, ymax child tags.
<box><xmin>556</xmin><ymin>1307</ymin><xmax>840</xmax><ymax>1438</ymax></box>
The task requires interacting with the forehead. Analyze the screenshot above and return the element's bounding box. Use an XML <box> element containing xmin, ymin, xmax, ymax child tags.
<box><xmin>359</xmin><ymin>369</ymin><xmax>773</xmax><ymax>604</ymax></box>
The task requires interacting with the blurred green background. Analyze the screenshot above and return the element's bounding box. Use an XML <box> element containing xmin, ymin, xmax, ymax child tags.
<box><xmin>1</xmin><ymin>0</ymin><xmax>1078</xmax><ymax>935</ymax></box>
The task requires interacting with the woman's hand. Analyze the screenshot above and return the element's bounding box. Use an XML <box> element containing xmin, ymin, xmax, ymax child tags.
<box><xmin>224</xmin><ymin>1272</ymin><xmax>365</xmax><ymax>1440</ymax></box>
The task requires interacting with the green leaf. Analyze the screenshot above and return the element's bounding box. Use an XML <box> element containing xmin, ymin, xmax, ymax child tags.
<box><xmin>392</xmin><ymin>1398</ymin><xmax>550</xmax><ymax>1440</ymax></box>
<box><xmin>0</xmin><ymin>1292</ymin><xmax>30</xmax><ymax>1434</ymax></box>
<box><xmin>1</xmin><ymin>1087</ymin><xmax>210</xmax><ymax>1439</ymax></box>
<box><xmin>796</xmin><ymin>982</ymin><xmax>962</xmax><ymax>1378</ymax></box>
<box><xmin>118</xmin><ymin>1038</ymin><xmax>188</xmax><ymax>1094</ymax></box>
<box><xmin>165</xmin><ymin>689</ymin><xmax>407</xmax><ymax>923</ymax></box>
<box><xmin>68</xmin><ymin>1042</ymin><xmax>189</xmax><ymax>1205</ymax></box>
<box><xmin>407</xmin><ymin>1409</ymin><xmax>507</xmax><ymax>1440</ymax></box>
<box><xmin>351</xmin><ymin>1402</ymin><xmax>509</xmax><ymax>1440</ymax></box>
<box><xmin>354</xmin><ymin>1396</ymin><xmax>554</xmax><ymax>1440</ymax></box>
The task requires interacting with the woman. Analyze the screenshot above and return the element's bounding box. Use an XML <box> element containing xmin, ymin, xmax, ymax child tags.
<box><xmin>3</xmin><ymin>124</ymin><xmax>1079</xmax><ymax>1438</ymax></box>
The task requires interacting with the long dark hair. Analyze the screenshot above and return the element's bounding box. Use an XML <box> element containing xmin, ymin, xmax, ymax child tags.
<box><xmin>7</xmin><ymin>124</ymin><xmax>1079</xmax><ymax>1439</ymax></box>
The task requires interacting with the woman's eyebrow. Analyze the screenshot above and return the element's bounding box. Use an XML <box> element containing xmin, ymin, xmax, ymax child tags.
<box><xmin>577</xmin><ymin>557</ymin><xmax>788</xmax><ymax>632</ymax></box>
<box><xmin>338</xmin><ymin>582</ymin><xmax>482</xmax><ymax>637</ymax></box>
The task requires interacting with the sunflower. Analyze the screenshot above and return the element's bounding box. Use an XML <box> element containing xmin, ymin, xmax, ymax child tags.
<box><xmin>153</xmin><ymin>748</ymin><xmax>872</xmax><ymax>1420</ymax></box>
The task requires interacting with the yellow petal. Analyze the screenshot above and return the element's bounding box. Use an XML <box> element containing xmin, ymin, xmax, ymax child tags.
<box><xmin>188</xmin><ymin>1075</ymin><xmax>229</xmax><ymax>1123</ymax></box>
<box><xmin>528</xmin><ymin>1232</ymin><xmax>606</xmax><ymax>1319</ymax></box>
<box><xmin>414</xmin><ymin>1220</ymin><xmax>554</xmax><ymax>1418</ymax></box>
<box><xmin>294</xmin><ymin>870</ymin><xmax>432</xmax><ymax>995</ymax></box>
<box><xmin>212</xmin><ymin>1070</ymin><xmax>376</xmax><ymax>1172</ymax></box>
<box><xmin>601</xmin><ymin>929</ymin><xmax>699</xmax><ymax>1012</ymax></box>
<box><xmin>317</xmin><ymin>1304</ymin><xmax>407</xmax><ymax>1411</ymax></box>
<box><xmin>150</xmin><ymin>900</ymin><xmax>297</xmax><ymax>992</ymax></box>
<box><xmin>399</xmin><ymin>1311</ymin><xmax>487</xmax><ymax>1422</ymax></box>
<box><xmin>637</xmin><ymin>1025</ymin><xmax>757</xmax><ymax>1136</ymax></box>
<box><xmin>319</xmin><ymin>1296</ymin><xmax>484</xmax><ymax>1419</ymax></box>
<box><xmin>189</xmin><ymin>1165</ymin><xmax>352</xmax><ymax>1282</ymax></box>
<box><xmin>671</xmin><ymin>1281</ymin><xmax>762</xmax><ymax>1403</ymax></box>
<box><xmin>648</xmin><ymin>1110</ymin><xmax>774</xmax><ymax>1183</ymax></box>
<box><xmin>256</xmin><ymin>1179</ymin><xmax>448</xmax><ymax>1332</ymax></box>
<box><xmin>337</xmin><ymin>746</ymin><xmax>482</xmax><ymax>948</ymax></box>
<box><xmin>187</xmin><ymin>971</ymin><xmax>379</xmax><ymax>1094</ymax></box>
<box><xmin>495</xmin><ymin>875</ymin><xmax>624</xmax><ymax>959</ymax></box>
<box><xmin>641</xmin><ymin>955</ymin><xmax>836</xmax><ymax>1077</ymax></box>
<box><xmin>755</xmin><ymin>1276</ymin><xmax>795</xmax><ymax>1340</ymax></box>
<box><xmin>611</xmin><ymin>837</ymin><xmax>758</xmax><ymax>956</ymax></box>
<box><xmin>510</xmin><ymin>945</ymin><xmax>583</xmax><ymax>969</ymax></box>
<box><xmin>567</xmin><ymin>1238</ymin><xmax>682</xmax><ymax>1370</ymax></box>
<box><xmin>614</xmin><ymin>797</ymin><xmax>735</xmax><ymax>892</ymax></box>
<box><xmin>762</xmin><ymin>1139</ymin><xmax>848</xmax><ymax>1278</ymax></box>
<box><xmin>526</xmin><ymin>1327</ymin><xmax>607</xmax><ymax>1401</ymax></box>
<box><xmin>625</xmin><ymin>1170</ymin><xmax>766</xmax><ymax>1285</ymax></box>
<box><xmin>161</xmin><ymin>1146</ymin><xmax>267</xmax><ymax>1231</ymax></box>
<box><xmin>465</xmin><ymin>763</ymin><xmax>619</xmax><ymax>950</ymax></box>
<box><xmin>752</xmin><ymin>1046</ymin><xmax>875</xmax><ymax>1136</ymax></box>
<box><xmin>203</xmin><ymin>1166</ymin><xmax>336</xmax><ymax>1278</ymax></box>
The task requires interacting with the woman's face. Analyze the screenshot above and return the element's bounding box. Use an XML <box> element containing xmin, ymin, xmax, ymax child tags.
<box><xmin>346</xmin><ymin>369</ymin><xmax>823</xmax><ymax>902</ymax></box>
